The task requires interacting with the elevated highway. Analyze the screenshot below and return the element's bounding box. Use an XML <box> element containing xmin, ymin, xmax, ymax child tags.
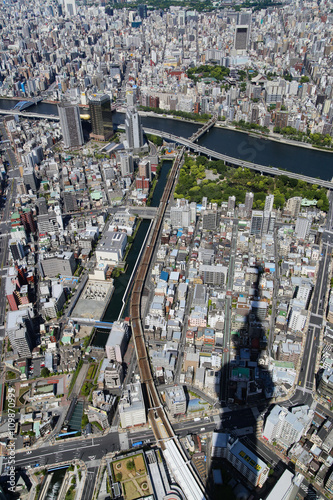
<box><xmin>143</xmin><ymin>127</ymin><xmax>333</xmax><ymax>190</ymax></box>
<box><xmin>0</xmin><ymin>109</ymin><xmax>60</xmax><ymax>120</ymax></box>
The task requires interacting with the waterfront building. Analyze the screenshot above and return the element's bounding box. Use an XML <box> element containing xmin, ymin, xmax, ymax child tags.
<box><xmin>58</xmin><ymin>102</ymin><xmax>84</xmax><ymax>148</ymax></box>
<box><xmin>125</xmin><ymin>107</ymin><xmax>144</xmax><ymax>151</ymax></box>
<box><xmin>89</xmin><ymin>93</ymin><xmax>113</xmax><ymax>141</ymax></box>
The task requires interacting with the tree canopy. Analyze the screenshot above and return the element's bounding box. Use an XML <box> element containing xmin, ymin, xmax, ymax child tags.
<box><xmin>174</xmin><ymin>155</ymin><xmax>329</xmax><ymax>211</ymax></box>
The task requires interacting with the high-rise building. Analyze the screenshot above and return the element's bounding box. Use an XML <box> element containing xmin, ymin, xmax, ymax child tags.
<box><xmin>63</xmin><ymin>0</ymin><xmax>77</xmax><ymax>16</ymax></box>
<box><xmin>125</xmin><ymin>107</ymin><xmax>144</xmax><ymax>151</ymax></box>
<box><xmin>263</xmin><ymin>405</ymin><xmax>312</xmax><ymax>449</ymax></box>
<box><xmin>170</xmin><ymin>199</ymin><xmax>191</xmax><ymax>228</ymax></box>
<box><xmin>105</xmin><ymin>321</ymin><xmax>129</xmax><ymax>363</ymax></box>
<box><xmin>202</xmin><ymin>210</ymin><xmax>218</xmax><ymax>230</ymax></box>
<box><xmin>58</xmin><ymin>102</ymin><xmax>84</xmax><ymax>148</ymax></box>
<box><xmin>199</xmin><ymin>264</ymin><xmax>228</xmax><ymax>286</ymax></box>
<box><xmin>138</xmin><ymin>159</ymin><xmax>150</xmax><ymax>180</ymax></box>
<box><xmin>137</xmin><ymin>4</ymin><xmax>147</xmax><ymax>18</ymax></box>
<box><xmin>119</xmin><ymin>382</ymin><xmax>146</xmax><ymax>428</ymax></box>
<box><xmin>326</xmin><ymin>469</ymin><xmax>333</xmax><ymax>495</ymax></box>
<box><xmin>36</xmin><ymin>197</ymin><xmax>48</xmax><ymax>215</ymax></box>
<box><xmin>250</xmin><ymin>210</ymin><xmax>263</xmax><ymax>236</ymax></box>
<box><xmin>250</xmin><ymin>105</ymin><xmax>259</xmax><ymax>124</ymax></box>
<box><xmin>275</xmin><ymin>111</ymin><xmax>289</xmax><ymax>129</ymax></box>
<box><xmin>20</xmin><ymin>208</ymin><xmax>36</xmax><ymax>233</ymax></box>
<box><xmin>238</xmin><ymin>11</ymin><xmax>252</xmax><ymax>26</ymax></box>
<box><xmin>295</xmin><ymin>217</ymin><xmax>311</xmax><ymax>240</ymax></box>
<box><xmin>89</xmin><ymin>93</ymin><xmax>113</xmax><ymax>141</ymax></box>
<box><xmin>165</xmin><ymin>386</ymin><xmax>187</xmax><ymax>416</ymax></box>
<box><xmin>9</xmin><ymin>240</ymin><xmax>25</xmax><ymax>261</ymax></box>
<box><xmin>262</xmin><ymin>211</ymin><xmax>271</xmax><ymax>235</ymax></box>
<box><xmin>228</xmin><ymin>195</ymin><xmax>236</xmax><ymax>212</ymax></box>
<box><xmin>118</xmin><ymin>152</ymin><xmax>134</xmax><ymax>177</ymax></box>
<box><xmin>23</xmin><ymin>167</ymin><xmax>37</xmax><ymax>192</ymax></box>
<box><xmin>285</xmin><ymin>197</ymin><xmax>302</xmax><ymax>217</ymax></box>
<box><xmin>264</xmin><ymin>194</ymin><xmax>274</xmax><ymax>212</ymax></box>
<box><xmin>63</xmin><ymin>192</ymin><xmax>78</xmax><ymax>213</ymax></box>
<box><xmin>234</xmin><ymin>25</ymin><xmax>249</xmax><ymax>51</ymax></box>
<box><xmin>7</xmin><ymin>308</ymin><xmax>34</xmax><ymax>358</ymax></box>
<box><xmin>245</xmin><ymin>191</ymin><xmax>254</xmax><ymax>217</ymax></box>
<box><xmin>212</xmin><ymin>433</ymin><xmax>269</xmax><ymax>488</ymax></box>
<box><xmin>40</xmin><ymin>251</ymin><xmax>76</xmax><ymax>278</ymax></box>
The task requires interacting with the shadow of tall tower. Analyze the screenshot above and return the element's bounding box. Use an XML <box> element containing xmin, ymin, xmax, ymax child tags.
<box><xmin>204</xmin><ymin>250</ymin><xmax>297</xmax><ymax>500</ymax></box>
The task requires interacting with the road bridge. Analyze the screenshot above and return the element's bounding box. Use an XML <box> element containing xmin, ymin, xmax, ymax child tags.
<box><xmin>69</xmin><ymin>318</ymin><xmax>113</xmax><ymax>329</ymax></box>
<box><xmin>0</xmin><ymin>109</ymin><xmax>60</xmax><ymax>120</ymax></box>
<box><xmin>143</xmin><ymin>127</ymin><xmax>333</xmax><ymax>190</ymax></box>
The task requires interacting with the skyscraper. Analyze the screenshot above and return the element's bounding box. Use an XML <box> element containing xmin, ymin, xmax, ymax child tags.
<box><xmin>137</xmin><ymin>4</ymin><xmax>147</xmax><ymax>18</ymax></box>
<box><xmin>125</xmin><ymin>107</ymin><xmax>144</xmax><ymax>151</ymax></box>
<box><xmin>58</xmin><ymin>102</ymin><xmax>84</xmax><ymax>148</ymax></box>
<box><xmin>250</xmin><ymin>210</ymin><xmax>263</xmax><ymax>236</ymax></box>
<box><xmin>245</xmin><ymin>191</ymin><xmax>254</xmax><ymax>217</ymax></box>
<box><xmin>234</xmin><ymin>25</ymin><xmax>250</xmax><ymax>51</ymax></box>
<box><xmin>89</xmin><ymin>93</ymin><xmax>113</xmax><ymax>141</ymax></box>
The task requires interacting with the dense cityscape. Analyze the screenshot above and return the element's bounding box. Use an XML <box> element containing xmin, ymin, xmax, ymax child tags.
<box><xmin>1</xmin><ymin>0</ymin><xmax>333</xmax><ymax>500</ymax></box>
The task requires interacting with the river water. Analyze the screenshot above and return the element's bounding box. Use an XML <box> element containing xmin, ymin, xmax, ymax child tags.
<box><xmin>1</xmin><ymin>98</ymin><xmax>332</xmax><ymax>180</ymax></box>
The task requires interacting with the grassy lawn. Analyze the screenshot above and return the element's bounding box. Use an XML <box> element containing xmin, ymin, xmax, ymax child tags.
<box><xmin>6</xmin><ymin>371</ymin><xmax>16</xmax><ymax>380</ymax></box>
<box><xmin>86</xmin><ymin>363</ymin><xmax>97</xmax><ymax>380</ymax></box>
<box><xmin>133</xmin><ymin>454</ymin><xmax>146</xmax><ymax>474</ymax></box>
<box><xmin>112</xmin><ymin>453</ymin><xmax>150</xmax><ymax>499</ymax></box>
<box><xmin>122</xmin><ymin>481</ymin><xmax>141</xmax><ymax>500</ymax></box>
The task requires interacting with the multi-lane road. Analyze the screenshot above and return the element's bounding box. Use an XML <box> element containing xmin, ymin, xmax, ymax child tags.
<box><xmin>284</xmin><ymin>231</ymin><xmax>332</xmax><ymax>409</ymax></box>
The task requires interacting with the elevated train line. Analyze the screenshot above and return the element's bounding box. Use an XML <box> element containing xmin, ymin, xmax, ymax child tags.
<box><xmin>130</xmin><ymin>148</ymin><xmax>208</xmax><ymax>500</ymax></box>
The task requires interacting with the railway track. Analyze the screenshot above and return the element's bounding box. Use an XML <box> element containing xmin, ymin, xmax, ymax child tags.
<box><xmin>130</xmin><ymin>148</ymin><xmax>185</xmax><ymax>444</ymax></box>
<box><xmin>129</xmin><ymin>149</ymin><xmax>208</xmax><ymax>500</ymax></box>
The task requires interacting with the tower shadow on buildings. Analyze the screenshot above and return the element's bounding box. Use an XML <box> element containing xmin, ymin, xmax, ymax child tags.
<box><xmin>203</xmin><ymin>263</ymin><xmax>297</xmax><ymax>500</ymax></box>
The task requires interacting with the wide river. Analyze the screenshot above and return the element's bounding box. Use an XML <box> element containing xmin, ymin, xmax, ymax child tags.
<box><xmin>0</xmin><ymin>98</ymin><xmax>332</xmax><ymax>180</ymax></box>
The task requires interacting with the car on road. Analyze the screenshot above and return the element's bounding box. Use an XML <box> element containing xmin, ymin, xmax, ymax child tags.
<box><xmin>26</xmin><ymin>451</ymin><xmax>32</xmax><ymax>455</ymax></box>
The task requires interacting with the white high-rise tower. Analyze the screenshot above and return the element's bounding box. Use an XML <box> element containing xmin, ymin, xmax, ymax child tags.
<box><xmin>125</xmin><ymin>107</ymin><xmax>144</xmax><ymax>152</ymax></box>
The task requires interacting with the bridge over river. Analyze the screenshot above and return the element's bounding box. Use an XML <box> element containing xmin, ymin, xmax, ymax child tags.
<box><xmin>143</xmin><ymin>127</ymin><xmax>333</xmax><ymax>190</ymax></box>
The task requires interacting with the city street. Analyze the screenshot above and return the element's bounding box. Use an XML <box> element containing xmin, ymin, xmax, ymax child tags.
<box><xmin>9</xmin><ymin>433</ymin><xmax>120</xmax><ymax>470</ymax></box>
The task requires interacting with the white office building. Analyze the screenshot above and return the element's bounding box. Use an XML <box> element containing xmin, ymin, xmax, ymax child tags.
<box><xmin>125</xmin><ymin>107</ymin><xmax>143</xmax><ymax>151</ymax></box>
<box><xmin>119</xmin><ymin>382</ymin><xmax>146</xmax><ymax>428</ymax></box>
<box><xmin>165</xmin><ymin>386</ymin><xmax>187</xmax><ymax>416</ymax></box>
<box><xmin>263</xmin><ymin>405</ymin><xmax>312</xmax><ymax>448</ymax></box>
<box><xmin>105</xmin><ymin>321</ymin><xmax>129</xmax><ymax>363</ymax></box>
<box><xmin>95</xmin><ymin>231</ymin><xmax>127</xmax><ymax>265</ymax></box>
<box><xmin>170</xmin><ymin>199</ymin><xmax>191</xmax><ymax>228</ymax></box>
<box><xmin>295</xmin><ymin>217</ymin><xmax>311</xmax><ymax>240</ymax></box>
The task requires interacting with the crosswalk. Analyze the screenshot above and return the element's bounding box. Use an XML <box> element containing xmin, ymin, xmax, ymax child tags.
<box><xmin>54</xmin><ymin>443</ymin><xmax>65</xmax><ymax>464</ymax></box>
